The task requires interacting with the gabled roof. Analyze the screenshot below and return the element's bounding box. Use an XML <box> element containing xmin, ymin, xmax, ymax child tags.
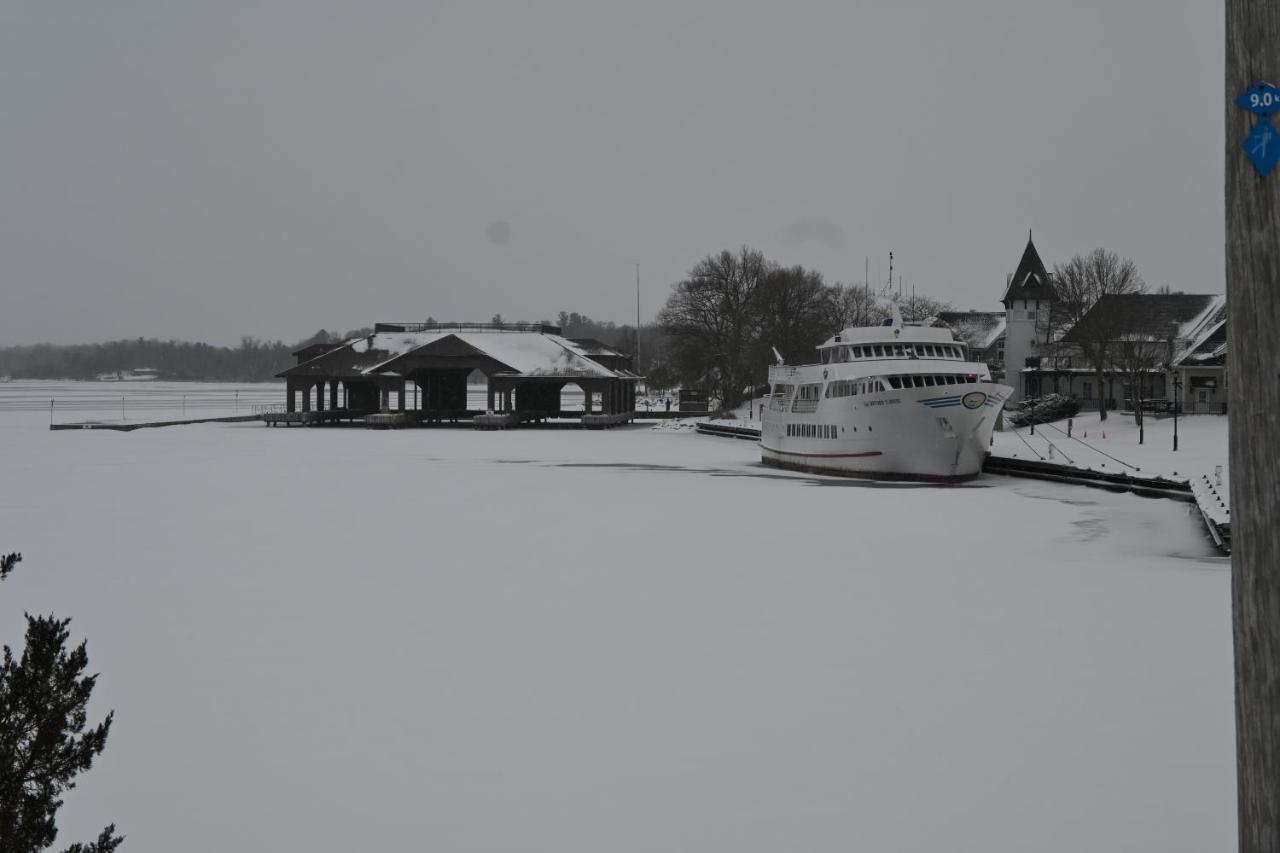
<box><xmin>276</xmin><ymin>327</ymin><xmax>631</xmax><ymax>380</ymax></box>
<box><xmin>935</xmin><ymin>311</ymin><xmax>1006</xmax><ymax>350</ymax></box>
<box><xmin>1001</xmin><ymin>235</ymin><xmax>1058</xmax><ymax>306</ymax></box>
<box><xmin>1171</xmin><ymin>295</ymin><xmax>1228</xmax><ymax>366</ymax></box>
<box><xmin>1174</xmin><ymin>320</ymin><xmax>1228</xmax><ymax>367</ymax></box>
<box><xmin>1062</xmin><ymin>293</ymin><xmax>1224</xmax><ymax>347</ymax></box>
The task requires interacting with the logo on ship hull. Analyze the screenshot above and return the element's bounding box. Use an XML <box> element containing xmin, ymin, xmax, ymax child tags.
<box><xmin>961</xmin><ymin>391</ymin><xmax>987</xmax><ymax>409</ymax></box>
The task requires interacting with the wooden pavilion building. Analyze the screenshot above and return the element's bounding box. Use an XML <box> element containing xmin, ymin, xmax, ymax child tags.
<box><xmin>272</xmin><ymin>322</ymin><xmax>640</xmax><ymax>428</ymax></box>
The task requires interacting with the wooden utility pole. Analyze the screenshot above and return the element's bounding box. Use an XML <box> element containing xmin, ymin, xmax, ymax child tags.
<box><xmin>1226</xmin><ymin>3</ymin><xmax>1280</xmax><ymax>850</ymax></box>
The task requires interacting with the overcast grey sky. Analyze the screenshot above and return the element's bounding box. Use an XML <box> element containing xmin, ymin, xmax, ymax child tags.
<box><xmin>1</xmin><ymin>1</ymin><xmax>1223</xmax><ymax>346</ymax></box>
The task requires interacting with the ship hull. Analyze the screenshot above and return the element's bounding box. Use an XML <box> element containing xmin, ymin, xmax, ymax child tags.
<box><xmin>760</xmin><ymin>381</ymin><xmax>1012</xmax><ymax>482</ymax></box>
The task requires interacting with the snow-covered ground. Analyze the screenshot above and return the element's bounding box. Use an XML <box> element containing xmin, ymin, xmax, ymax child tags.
<box><xmin>993</xmin><ymin>411</ymin><xmax>1232</xmax><ymax>527</ymax></box>
<box><xmin>0</xmin><ymin>386</ymin><xmax>1233</xmax><ymax>853</ymax></box>
<box><xmin>993</xmin><ymin>410</ymin><xmax>1228</xmax><ymax>483</ymax></box>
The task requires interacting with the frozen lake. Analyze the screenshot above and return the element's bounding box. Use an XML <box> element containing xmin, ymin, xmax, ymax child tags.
<box><xmin>0</xmin><ymin>386</ymin><xmax>1234</xmax><ymax>852</ymax></box>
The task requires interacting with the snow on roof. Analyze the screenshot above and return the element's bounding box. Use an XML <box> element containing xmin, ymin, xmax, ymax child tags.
<box><xmin>936</xmin><ymin>311</ymin><xmax>1006</xmax><ymax>350</ymax></box>
<box><xmin>1062</xmin><ymin>294</ymin><xmax>1224</xmax><ymax>346</ymax></box>
<box><xmin>285</xmin><ymin>328</ymin><xmax>624</xmax><ymax>380</ymax></box>
<box><xmin>451</xmin><ymin>331</ymin><xmax>616</xmax><ymax>378</ymax></box>
<box><xmin>1173</xmin><ymin>295</ymin><xmax>1227</xmax><ymax>350</ymax></box>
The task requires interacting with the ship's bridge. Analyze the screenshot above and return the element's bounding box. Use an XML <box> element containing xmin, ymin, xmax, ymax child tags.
<box><xmin>815</xmin><ymin>325</ymin><xmax>969</xmax><ymax>365</ymax></box>
<box><xmin>822</xmin><ymin>325</ymin><xmax>958</xmax><ymax>346</ymax></box>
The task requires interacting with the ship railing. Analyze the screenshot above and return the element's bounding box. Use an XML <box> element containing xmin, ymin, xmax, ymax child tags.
<box><xmin>768</xmin><ymin>365</ymin><xmax>799</xmax><ymax>382</ymax></box>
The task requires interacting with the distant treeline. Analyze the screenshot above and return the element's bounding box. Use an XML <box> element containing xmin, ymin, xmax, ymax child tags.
<box><xmin>0</xmin><ymin>334</ymin><xmax>347</xmax><ymax>382</ymax></box>
<box><xmin>0</xmin><ymin>319</ymin><xmax>663</xmax><ymax>383</ymax></box>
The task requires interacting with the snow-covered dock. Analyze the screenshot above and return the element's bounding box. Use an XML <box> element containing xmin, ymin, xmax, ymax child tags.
<box><xmin>50</xmin><ymin>414</ymin><xmax>262</xmax><ymax>431</ymax></box>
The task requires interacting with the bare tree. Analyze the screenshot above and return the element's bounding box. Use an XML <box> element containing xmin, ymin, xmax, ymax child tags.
<box><xmin>820</xmin><ymin>284</ymin><xmax>886</xmax><ymax>332</ymax></box>
<box><xmin>901</xmin><ymin>294</ymin><xmax>955</xmax><ymax>324</ymax></box>
<box><xmin>748</xmin><ymin>264</ymin><xmax>830</xmax><ymax>372</ymax></box>
<box><xmin>1109</xmin><ymin>331</ymin><xmax>1169</xmax><ymax>443</ymax></box>
<box><xmin>1050</xmin><ymin>249</ymin><xmax>1147</xmax><ymax>420</ymax></box>
<box><xmin>658</xmin><ymin>247</ymin><xmax>770</xmax><ymax>408</ymax></box>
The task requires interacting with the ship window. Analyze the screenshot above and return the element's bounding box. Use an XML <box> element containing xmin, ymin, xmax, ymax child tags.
<box><xmin>888</xmin><ymin>376</ymin><xmax>902</xmax><ymax>389</ymax></box>
<box><xmin>891</xmin><ymin>344</ymin><xmax>903</xmax><ymax>357</ymax></box>
<box><xmin>874</xmin><ymin>346</ymin><xmax>886</xmax><ymax>357</ymax></box>
<box><xmin>924</xmin><ymin>376</ymin><xmax>936</xmax><ymax>386</ymax></box>
<box><xmin>913</xmin><ymin>376</ymin><xmax>924</xmax><ymax>388</ymax></box>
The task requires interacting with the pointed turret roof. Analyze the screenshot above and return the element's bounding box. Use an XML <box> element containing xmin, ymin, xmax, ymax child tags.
<box><xmin>1001</xmin><ymin>232</ymin><xmax>1058</xmax><ymax>306</ymax></box>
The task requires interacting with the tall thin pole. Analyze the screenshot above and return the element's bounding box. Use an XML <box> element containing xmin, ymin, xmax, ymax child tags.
<box><xmin>1226</xmin><ymin>3</ymin><xmax>1280</xmax><ymax>848</ymax></box>
<box><xmin>635</xmin><ymin>263</ymin><xmax>642</xmax><ymax>389</ymax></box>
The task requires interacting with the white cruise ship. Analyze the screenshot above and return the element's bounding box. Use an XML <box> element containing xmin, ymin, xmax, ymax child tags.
<box><xmin>761</xmin><ymin>314</ymin><xmax>1012</xmax><ymax>482</ymax></box>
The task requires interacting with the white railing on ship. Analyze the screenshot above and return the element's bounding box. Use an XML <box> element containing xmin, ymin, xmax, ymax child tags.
<box><xmin>768</xmin><ymin>365</ymin><xmax>798</xmax><ymax>382</ymax></box>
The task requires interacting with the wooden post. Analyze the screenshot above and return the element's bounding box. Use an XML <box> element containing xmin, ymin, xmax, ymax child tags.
<box><xmin>1226</xmin><ymin>3</ymin><xmax>1280</xmax><ymax>849</ymax></box>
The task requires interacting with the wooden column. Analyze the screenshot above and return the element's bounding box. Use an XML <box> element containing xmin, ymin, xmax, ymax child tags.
<box><xmin>286</xmin><ymin>380</ymin><xmax>297</xmax><ymax>413</ymax></box>
<box><xmin>1226</xmin><ymin>4</ymin><xmax>1280</xmax><ymax>848</ymax></box>
<box><xmin>330</xmin><ymin>382</ymin><xmax>338</xmax><ymax>410</ymax></box>
<box><xmin>301</xmin><ymin>384</ymin><xmax>311</xmax><ymax>412</ymax></box>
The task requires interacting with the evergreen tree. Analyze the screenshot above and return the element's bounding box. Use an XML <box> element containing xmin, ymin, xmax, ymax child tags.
<box><xmin>0</xmin><ymin>555</ymin><xmax>122</xmax><ymax>853</ymax></box>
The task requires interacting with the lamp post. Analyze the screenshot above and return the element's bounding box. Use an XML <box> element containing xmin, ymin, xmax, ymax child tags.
<box><xmin>1172</xmin><ymin>375</ymin><xmax>1182</xmax><ymax>452</ymax></box>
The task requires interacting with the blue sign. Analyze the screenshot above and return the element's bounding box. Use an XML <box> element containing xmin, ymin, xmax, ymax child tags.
<box><xmin>1243</xmin><ymin>117</ymin><xmax>1280</xmax><ymax>177</ymax></box>
<box><xmin>1236</xmin><ymin>81</ymin><xmax>1280</xmax><ymax>115</ymax></box>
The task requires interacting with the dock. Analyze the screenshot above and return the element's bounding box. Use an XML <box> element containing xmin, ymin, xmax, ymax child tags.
<box><xmin>50</xmin><ymin>414</ymin><xmax>262</xmax><ymax>432</ymax></box>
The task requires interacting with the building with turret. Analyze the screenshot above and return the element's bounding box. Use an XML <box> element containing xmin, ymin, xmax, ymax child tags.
<box><xmin>999</xmin><ymin>234</ymin><xmax>1058</xmax><ymax>403</ymax></box>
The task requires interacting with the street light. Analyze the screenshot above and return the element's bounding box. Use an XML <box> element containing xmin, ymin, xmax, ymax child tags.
<box><xmin>1172</xmin><ymin>375</ymin><xmax>1182</xmax><ymax>452</ymax></box>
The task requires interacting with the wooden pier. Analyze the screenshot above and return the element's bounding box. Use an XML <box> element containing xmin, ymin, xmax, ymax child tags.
<box><xmin>51</xmin><ymin>414</ymin><xmax>261</xmax><ymax>432</ymax></box>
